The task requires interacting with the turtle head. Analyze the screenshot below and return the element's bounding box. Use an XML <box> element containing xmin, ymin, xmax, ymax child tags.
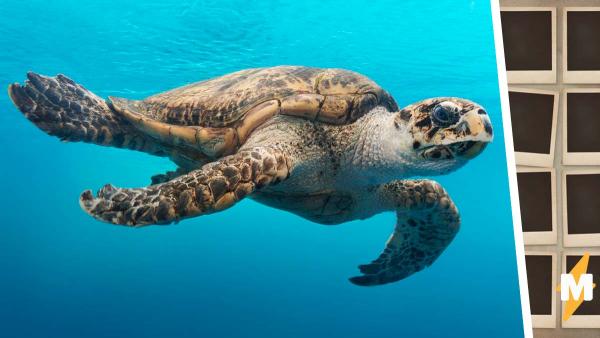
<box><xmin>393</xmin><ymin>97</ymin><xmax>493</xmax><ymax>175</ymax></box>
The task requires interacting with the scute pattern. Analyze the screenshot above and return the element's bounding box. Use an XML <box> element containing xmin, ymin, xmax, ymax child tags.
<box><xmin>124</xmin><ymin>66</ymin><xmax>396</xmax><ymax>127</ymax></box>
<box><xmin>109</xmin><ymin>66</ymin><xmax>398</xmax><ymax>158</ymax></box>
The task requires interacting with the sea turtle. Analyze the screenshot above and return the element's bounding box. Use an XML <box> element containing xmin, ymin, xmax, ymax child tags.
<box><xmin>8</xmin><ymin>66</ymin><xmax>493</xmax><ymax>286</ymax></box>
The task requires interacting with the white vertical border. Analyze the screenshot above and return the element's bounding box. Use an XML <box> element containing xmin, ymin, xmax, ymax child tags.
<box><xmin>491</xmin><ymin>0</ymin><xmax>533</xmax><ymax>337</ymax></box>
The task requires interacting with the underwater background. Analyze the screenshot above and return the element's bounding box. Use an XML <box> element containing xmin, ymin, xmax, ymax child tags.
<box><xmin>0</xmin><ymin>0</ymin><xmax>524</xmax><ymax>337</ymax></box>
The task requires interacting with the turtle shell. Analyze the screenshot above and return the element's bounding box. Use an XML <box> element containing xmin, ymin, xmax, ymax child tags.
<box><xmin>109</xmin><ymin>66</ymin><xmax>398</xmax><ymax>157</ymax></box>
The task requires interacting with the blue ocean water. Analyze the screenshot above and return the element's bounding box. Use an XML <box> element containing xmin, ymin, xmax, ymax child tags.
<box><xmin>0</xmin><ymin>1</ymin><xmax>525</xmax><ymax>337</ymax></box>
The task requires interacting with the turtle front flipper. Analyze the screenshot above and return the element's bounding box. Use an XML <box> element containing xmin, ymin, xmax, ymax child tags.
<box><xmin>80</xmin><ymin>146</ymin><xmax>291</xmax><ymax>226</ymax></box>
<box><xmin>8</xmin><ymin>72</ymin><xmax>167</xmax><ymax>157</ymax></box>
<box><xmin>349</xmin><ymin>180</ymin><xmax>460</xmax><ymax>286</ymax></box>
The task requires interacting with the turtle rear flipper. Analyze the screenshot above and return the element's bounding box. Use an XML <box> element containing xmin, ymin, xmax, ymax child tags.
<box><xmin>8</xmin><ymin>72</ymin><xmax>167</xmax><ymax>157</ymax></box>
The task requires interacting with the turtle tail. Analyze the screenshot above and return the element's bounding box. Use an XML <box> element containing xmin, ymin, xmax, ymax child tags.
<box><xmin>8</xmin><ymin>72</ymin><xmax>166</xmax><ymax>156</ymax></box>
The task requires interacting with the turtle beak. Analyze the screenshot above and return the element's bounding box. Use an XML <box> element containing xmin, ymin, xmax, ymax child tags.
<box><xmin>453</xmin><ymin>108</ymin><xmax>493</xmax><ymax>159</ymax></box>
<box><xmin>443</xmin><ymin>140</ymin><xmax>489</xmax><ymax>160</ymax></box>
<box><xmin>457</xmin><ymin>141</ymin><xmax>487</xmax><ymax>159</ymax></box>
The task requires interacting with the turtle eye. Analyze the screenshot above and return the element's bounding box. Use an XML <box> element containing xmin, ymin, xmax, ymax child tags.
<box><xmin>431</xmin><ymin>103</ymin><xmax>459</xmax><ymax>127</ymax></box>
